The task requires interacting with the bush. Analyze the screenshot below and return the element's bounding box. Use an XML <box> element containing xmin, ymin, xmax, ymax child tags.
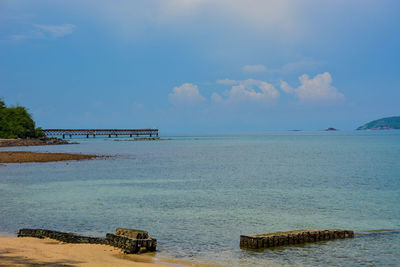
<box><xmin>0</xmin><ymin>99</ymin><xmax>44</xmax><ymax>139</ymax></box>
<box><xmin>35</xmin><ymin>127</ymin><xmax>45</xmax><ymax>138</ymax></box>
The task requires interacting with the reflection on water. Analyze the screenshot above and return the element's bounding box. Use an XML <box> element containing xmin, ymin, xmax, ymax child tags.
<box><xmin>1</xmin><ymin>131</ymin><xmax>400</xmax><ymax>266</ymax></box>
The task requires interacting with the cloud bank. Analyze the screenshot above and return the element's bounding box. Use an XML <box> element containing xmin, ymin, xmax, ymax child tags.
<box><xmin>170</xmin><ymin>72</ymin><xmax>343</xmax><ymax>109</ymax></box>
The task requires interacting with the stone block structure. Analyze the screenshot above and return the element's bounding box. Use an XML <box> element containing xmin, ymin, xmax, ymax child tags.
<box><xmin>115</xmin><ymin>228</ymin><xmax>149</xmax><ymax>239</ymax></box>
<box><xmin>17</xmin><ymin>229</ymin><xmax>107</xmax><ymax>244</ymax></box>
<box><xmin>240</xmin><ymin>229</ymin><xmax>354</xmax><ymax>249</ymax></box>
<box><xmin>18</xmin><ymin>228</ymin><xmax>157</xmax><ymax>254</ymax></box>
<box><xmin>107</xmin><ymin>228</ymin><xmax>156</xmax><ymax>253</ymax></box>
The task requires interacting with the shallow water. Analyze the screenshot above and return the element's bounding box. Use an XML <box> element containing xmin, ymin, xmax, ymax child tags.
<box><xmin>1</xmin><ymin>131</ymin><xmax>399</xmax><ymax>266</ymax></box>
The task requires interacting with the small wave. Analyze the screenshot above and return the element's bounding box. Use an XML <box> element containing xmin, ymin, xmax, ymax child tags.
<box><xmin>356</xmin><ymin>229</ymin><xmax>399</xmax><ymax>236</ymax></box>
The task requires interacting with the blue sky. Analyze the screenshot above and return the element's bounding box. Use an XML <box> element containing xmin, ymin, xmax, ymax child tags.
<box><xmin>1</xmin><ymin>0</ymin><xmax>399</xmax><ymax>132</ymax></box>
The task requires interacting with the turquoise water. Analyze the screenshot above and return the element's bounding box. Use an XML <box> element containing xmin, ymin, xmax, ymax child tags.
<box><xmin>1</xmin><ymin>131</ymin><xmax>400</xmax><ymax>266</ymax></box>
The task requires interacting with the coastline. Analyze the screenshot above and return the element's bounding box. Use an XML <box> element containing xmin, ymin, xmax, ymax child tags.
<box><xmin>0</xmin><ymin>137</ymin><xmax>75</xmax><ymax>147</ymax></box>
<box><xmin>0</xmin><ymin>237</ymin><xmax>196</xmax><ymax>267</ymax></box>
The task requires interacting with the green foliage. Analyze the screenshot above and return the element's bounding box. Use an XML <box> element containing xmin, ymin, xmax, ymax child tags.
<box><xmin>35</xmin><ymin>127</ymin><xmax>45</xmax><ymax>137</ymax></box>
<box><xmin>357</xmin><ymin>116</ymin><xmax>400</xmax><ymax>130</ymax></box>
<box><xmin>0</xmin><ymin>99</ymin><xmax>44</xmax><ymax>138</ymax></box>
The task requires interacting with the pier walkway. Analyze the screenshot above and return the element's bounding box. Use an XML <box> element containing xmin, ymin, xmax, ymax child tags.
<box><xmin>43</xmin><ymin>129</ymin><xmax>158</xmax><ymax>139</ymax></box>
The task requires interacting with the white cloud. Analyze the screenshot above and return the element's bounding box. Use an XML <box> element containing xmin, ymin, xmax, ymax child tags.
<box><xmin>280</xmin><ymin>72</ymin><xmax>344</xmax><ymax>102</ymax></box>
<box><xmin>169</xmin><ymin>83</ymin><xmax>206</xmax><ymax>106</ymax></box>
<box><xmin>33</xmin><ymin>24</ymin><xmax>76</xmax><ymax>38</ymax></box>
<box><xmin>2</xmin><ymin>24</ymin><xmax>75</xmax><ymax>43</ymax></box>
<box><xmin>279</xmin><ymin>80</ymin><xmax>293</xmax><ymax>94</ymax></box>
<box><xmin>242</xmin><ymin>64</ymin><xmax>267</xmax><ymax>73</ymax></box>
<box><xmin>213</xmin><ymin>79</ymin><xmax>279</xmax><ymax>104</ymax></box>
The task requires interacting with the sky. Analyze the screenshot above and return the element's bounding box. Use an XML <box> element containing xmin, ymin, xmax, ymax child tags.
<box><xmin>1</xmin><ymin>0</ymin><xmax>399</xmax><ymax>132</ymax></box>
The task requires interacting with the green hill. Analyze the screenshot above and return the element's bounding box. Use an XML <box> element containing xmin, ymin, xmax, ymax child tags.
<box><xmin>357</xmin><ymin>116</ymin><xmax>400</xmax><ymax>130</ymax></box>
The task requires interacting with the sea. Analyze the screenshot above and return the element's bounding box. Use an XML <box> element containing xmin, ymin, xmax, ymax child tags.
<box><xmin>1</xmin><ymin>131</ymin><xmax>399</xmax><ymax>266</ymax></box>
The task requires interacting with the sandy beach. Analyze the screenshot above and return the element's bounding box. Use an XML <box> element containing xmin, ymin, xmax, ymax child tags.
<box><xmin>0</xmin><ymin>237</ymin><xmax>195</xmax><ymax>267</ymax></box>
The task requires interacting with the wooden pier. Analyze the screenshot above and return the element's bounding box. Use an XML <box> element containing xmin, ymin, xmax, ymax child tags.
<box><xmin>43</xmin><ymin>129</ymin><xmax>158</xmax><ymax>139</ymax></box>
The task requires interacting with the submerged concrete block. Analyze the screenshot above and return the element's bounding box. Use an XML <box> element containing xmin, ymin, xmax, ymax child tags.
<box><xmin>240</xmin><ymin>229</ymin><xmax>354</xmax><ymax>249</ymax></box>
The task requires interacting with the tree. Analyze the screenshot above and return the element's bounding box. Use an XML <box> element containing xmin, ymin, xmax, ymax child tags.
<box><xmin>0</xmin><ymin>99</ymin><xmax>44</xmax><ymax>138</ymax></box>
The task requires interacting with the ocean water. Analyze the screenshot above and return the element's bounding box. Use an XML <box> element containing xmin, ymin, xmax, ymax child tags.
<box><xmin>1</xmin><ymin>131</ymin><xmax>399</xmax><ymax>266</ymax></box>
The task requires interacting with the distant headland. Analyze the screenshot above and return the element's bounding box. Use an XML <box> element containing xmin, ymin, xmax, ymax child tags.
<box><xmin>357</xmin><ymin>116</ymin><xmax>400</xmax><ymax>130</ymax></box>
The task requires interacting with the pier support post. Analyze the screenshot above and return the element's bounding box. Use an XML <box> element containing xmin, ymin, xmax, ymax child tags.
<box><xmin>130</xmin><ymin>134</ymin><xmax>132</xmax><ymax>137</ymax></box>
<box><xmin>86</xmin><ymin>134</ymin><xmax>89</xmax><ymax>138</ymax></box>
<box><xmin>109</xmin><ymin>134</ymin><xmax>111</xmax><ymax>138</ymax></box>
<box><xmin>62</xmin><ymin>134</ymin><xmax>65</xmax><ymax>139</ymax></box>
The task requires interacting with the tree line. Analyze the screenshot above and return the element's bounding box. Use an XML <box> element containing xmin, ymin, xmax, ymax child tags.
<box><xmin>0</xmin><ymin>99</ymin><xmax>44</xmax><ymax>138</ymax></box>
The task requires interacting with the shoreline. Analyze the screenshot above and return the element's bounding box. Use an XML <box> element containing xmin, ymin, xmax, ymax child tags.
<box><xmin>0</xmin><ymin>236</ymin><xmax>194</xmax><ymax>267</ymax></box>
<box><xmin>0</xmin><ymin>151</ymin><xmax>102</xmax><ymax>163</ymax></box>
<box><xmin>0</xmin><ymin>137</ymin><xmax>76</xmax><ymax>147</ymax></box>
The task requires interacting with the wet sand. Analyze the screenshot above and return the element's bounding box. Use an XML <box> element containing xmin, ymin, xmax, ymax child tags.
<box><xmin>0</xmin><ymin>151</ymin><xmax>100</xmax><ymax>163</ymax></box>
<box><xmin>0</xmin><ymin>237</ymin><xmax>185</xmax><ymax>267</ymax></box>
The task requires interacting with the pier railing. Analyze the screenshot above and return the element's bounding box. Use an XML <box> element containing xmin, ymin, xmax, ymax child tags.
<box><xmin>43</xmin><ymin>129</ymin><xmax>159</xmax><ymax>138</ymax></box>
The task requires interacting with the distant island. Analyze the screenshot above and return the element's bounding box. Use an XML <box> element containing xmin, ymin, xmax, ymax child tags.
<box><xmin>357</xmin><ymin>116</ymin><xmax>400</xmax><ymax>130</ymax></box>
